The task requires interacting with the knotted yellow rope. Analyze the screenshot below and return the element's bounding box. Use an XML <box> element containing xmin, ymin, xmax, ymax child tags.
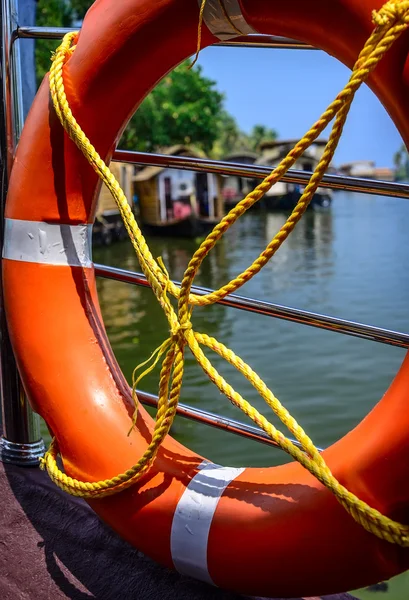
<box><xmin>41</xmin><ymin>0</ymin><xmax>409</xmax><ymax>547</ymax></box>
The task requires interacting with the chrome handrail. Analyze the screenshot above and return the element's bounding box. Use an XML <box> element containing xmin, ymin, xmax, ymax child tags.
<box><xmin>137</xmin><ymin>389</ymin><xmax>320</xmax><ymax>452</ymax></box>
<box><xmin>218</xmin><ymin>35</ymin><xmax>315</xmax><ymax>50</ymax></box>
<box><xmin>14</xmin><ymin>25</ymin><xmax>405</xmax><ymax>199</ymax></box>
<box><xmin>95</xmin><ymin>264</ymin><xmax>409</xmax><ymax>349</ymax></box>
<box><xmin>15</xmin><ymin>25</ymin><xmax>408</xmax><ymax>201</ymax></box>
<box><xmin>114</xmin><ymin>150</ymin><xmax>409</xmax><ymax>200</ymax></box>
<box><xmin>15</xmin><ymin>26</ymin><xmax>314</xmax><ymax>49</ymax></box>
<box><xmin>15</xmin><ymin>25</ymin><xmax>75</xmax><ymax>39</ymax></box>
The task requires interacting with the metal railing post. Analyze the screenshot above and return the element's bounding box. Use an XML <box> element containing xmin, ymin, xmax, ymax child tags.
<box><xmin>0</xmin><ymin>0</ymin><xmax>45</xmax><ymax>465</ymax></box>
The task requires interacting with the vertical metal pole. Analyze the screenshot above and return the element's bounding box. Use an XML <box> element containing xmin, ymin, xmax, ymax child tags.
<box><xmin>17</xmin><ymin>0</ymin><xmax>36</xmax><ymax>120</ymax></box>
<box><xmin>0</xmin><ymin>0</ymin><xmax>45</xmax><ymax>465</ymax></box>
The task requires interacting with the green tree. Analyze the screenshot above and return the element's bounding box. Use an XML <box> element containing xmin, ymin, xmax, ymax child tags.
<box><xmin>212</xmin><ymin>120</ymin><xmax>279</xmax><ymax>157</ymax></box>
<box><xmin>120</xmin><ymin>62</ymin><xmax>224</xmax><ymax>154</ymax></box>
<box><xmin>247</xmin><ymin>124</ymin><xmax>277</xmax><ymax>151</ymax></box>
<box><xmin>394</xmin><ymin>144</ymin><xmax>409</xmax><ymax>181</ymax></box>
<box><xmin>69</xmin><ymin>0</ymin><xmax>93</xmax><ymax>20</ymax></box>
<box><xmin>212</xmin><ymin>111</ymin><xmax>249</xmax><ymax>157</ymax></box>
<box><xmin>35</xmin><ymin>0</ymin><xmax>73</xmax><ymax>85</ymax></box>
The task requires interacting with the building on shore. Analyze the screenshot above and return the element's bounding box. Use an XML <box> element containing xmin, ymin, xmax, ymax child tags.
<box><xmin>338</xmin><ymin>161</ymin><xmax>395</xmax><ymax>181</ymax></box>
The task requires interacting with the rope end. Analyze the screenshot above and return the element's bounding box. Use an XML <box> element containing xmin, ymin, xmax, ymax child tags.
<box><xmin>189</xmin><ymin>0</ymin><xmax>208</xmax><ymax>69</ymax></box>
<box><xmin>188</xmin><ymin>57</ymin><xmax>199</xmax><ymax>71</ymax></box>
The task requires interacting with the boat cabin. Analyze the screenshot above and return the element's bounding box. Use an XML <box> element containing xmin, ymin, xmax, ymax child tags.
<box><xmin>259</xmin><ymin>138</ymin><xmax>328</xmax><ymax>171</ymax></box>
<box><xmin>257</xmin><ymin>139</ymin><xmax>332</xmax><ymax>210</ymax></box>
<box><xmin>222</xmin><ymin>151</ymin><xmax>258</xmax><ymax>207</ymax></box>
<box><xmin>133</xmin><ymin>145</ymin><xmax>224</xmax><ymax>237</ymax></box>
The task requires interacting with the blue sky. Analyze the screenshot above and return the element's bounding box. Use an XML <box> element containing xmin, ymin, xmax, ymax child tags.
<box><xmin>197</xmin><ymin>46</ymin><xmax>402</xmax><ymax>168</ymax></box>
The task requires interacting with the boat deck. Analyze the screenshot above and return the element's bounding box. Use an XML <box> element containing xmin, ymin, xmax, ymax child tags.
<box><xmin>0</xmin><ymin>458</ymin><xmax>359</xmax><ymax>600</ymax></box>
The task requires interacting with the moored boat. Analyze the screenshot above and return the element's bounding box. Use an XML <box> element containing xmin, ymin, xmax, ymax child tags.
<box><xmin>133</xmin><ymin>145</ymin><xmax>224</xmax><ymax>237</ymax></box>
<box><xmin>258</xmin><ymin>140</ymin><xmax>333</xmax><ymax>210</ymax></box>
<box><xmin>222</xmin><ymin>151</ymin><xmax>259</xmax><ymax>208</ymax></box>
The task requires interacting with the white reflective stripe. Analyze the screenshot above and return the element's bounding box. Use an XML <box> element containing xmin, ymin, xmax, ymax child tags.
<box><xmin>3</xmin><ymin>219</ymin><xmax>93</xmax><ymax>268</ymax></box>
<box><xmin>199</xmin><ymin>0</ymin><xmax>257</xmax><ymax>41</ymax></box>
<box><xmin>171</xmin><ymin>461</ymin><xmax>245</xmax><ymax>585</ymax></box>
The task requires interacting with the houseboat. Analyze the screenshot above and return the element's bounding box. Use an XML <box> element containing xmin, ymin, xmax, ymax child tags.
<box><xmin>258</xmin><ymin>139</ymin><xmax>333</xmax><ymax>210</ymax></box>
<box><xmin>134</xmin><ymin>145</ymin><xmax>224</xmax><ymax>238</ymax></box>
<box><xmin>222</xmin><ymin>151</ymin><xmax>259</xmax><ymax>208</ymax></box>
<box><xmin>94</xmin><ymin>161</ymin><xmax>136</xmax><ymax>245</ymax></box>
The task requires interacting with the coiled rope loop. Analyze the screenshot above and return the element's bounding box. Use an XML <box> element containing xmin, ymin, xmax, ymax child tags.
<box><xmin>40</xmin><ymin>0</ymin><xmax>409</xmax><ymax>547</ymax></box>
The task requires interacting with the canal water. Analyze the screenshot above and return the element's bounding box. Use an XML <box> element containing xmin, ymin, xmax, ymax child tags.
<box><xmin>43</xmin><ymin>190</ymin><xmax>409</xmax><ymax>597</ymax></box>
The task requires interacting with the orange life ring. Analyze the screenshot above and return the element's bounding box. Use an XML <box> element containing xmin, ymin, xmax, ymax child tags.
<box><xmin>3</xmin><ymin>0</ymin><xmax>409</xmax><ymax>597</ymax></box>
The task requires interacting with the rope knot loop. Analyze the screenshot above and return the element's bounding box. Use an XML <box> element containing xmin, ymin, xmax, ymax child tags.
<box><xmin>373</xmin><ymin>0</ymin><xmax>409</xmax><ymax>27</ymax></box>
<box><xmin>171</xmin><ymin>319</ymin><xmax>193</xmax><ymax>340</ymax></box>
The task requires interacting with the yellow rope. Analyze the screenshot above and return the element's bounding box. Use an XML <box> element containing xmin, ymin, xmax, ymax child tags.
<box><xmin>40</xmin><ymin>0</ymin><xmax>409</xmax><ymax>547</ymax></box>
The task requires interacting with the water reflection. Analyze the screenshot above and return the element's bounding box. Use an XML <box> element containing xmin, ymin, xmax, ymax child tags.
<box><xmin>264</xmin><ymin>209</ymin><xmax>334</xmax><ymax>279</ymax></box>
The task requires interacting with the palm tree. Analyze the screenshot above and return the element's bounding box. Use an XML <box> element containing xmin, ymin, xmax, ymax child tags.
<box><xmin>394</xmin><ymin>144</ymin><xmax>409</xmax><ymax>181</ymax></box>
<box><xmin>249</xmin><ymin>124</ymin><xmax>278</xmax><ymax>151</ymax></box>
